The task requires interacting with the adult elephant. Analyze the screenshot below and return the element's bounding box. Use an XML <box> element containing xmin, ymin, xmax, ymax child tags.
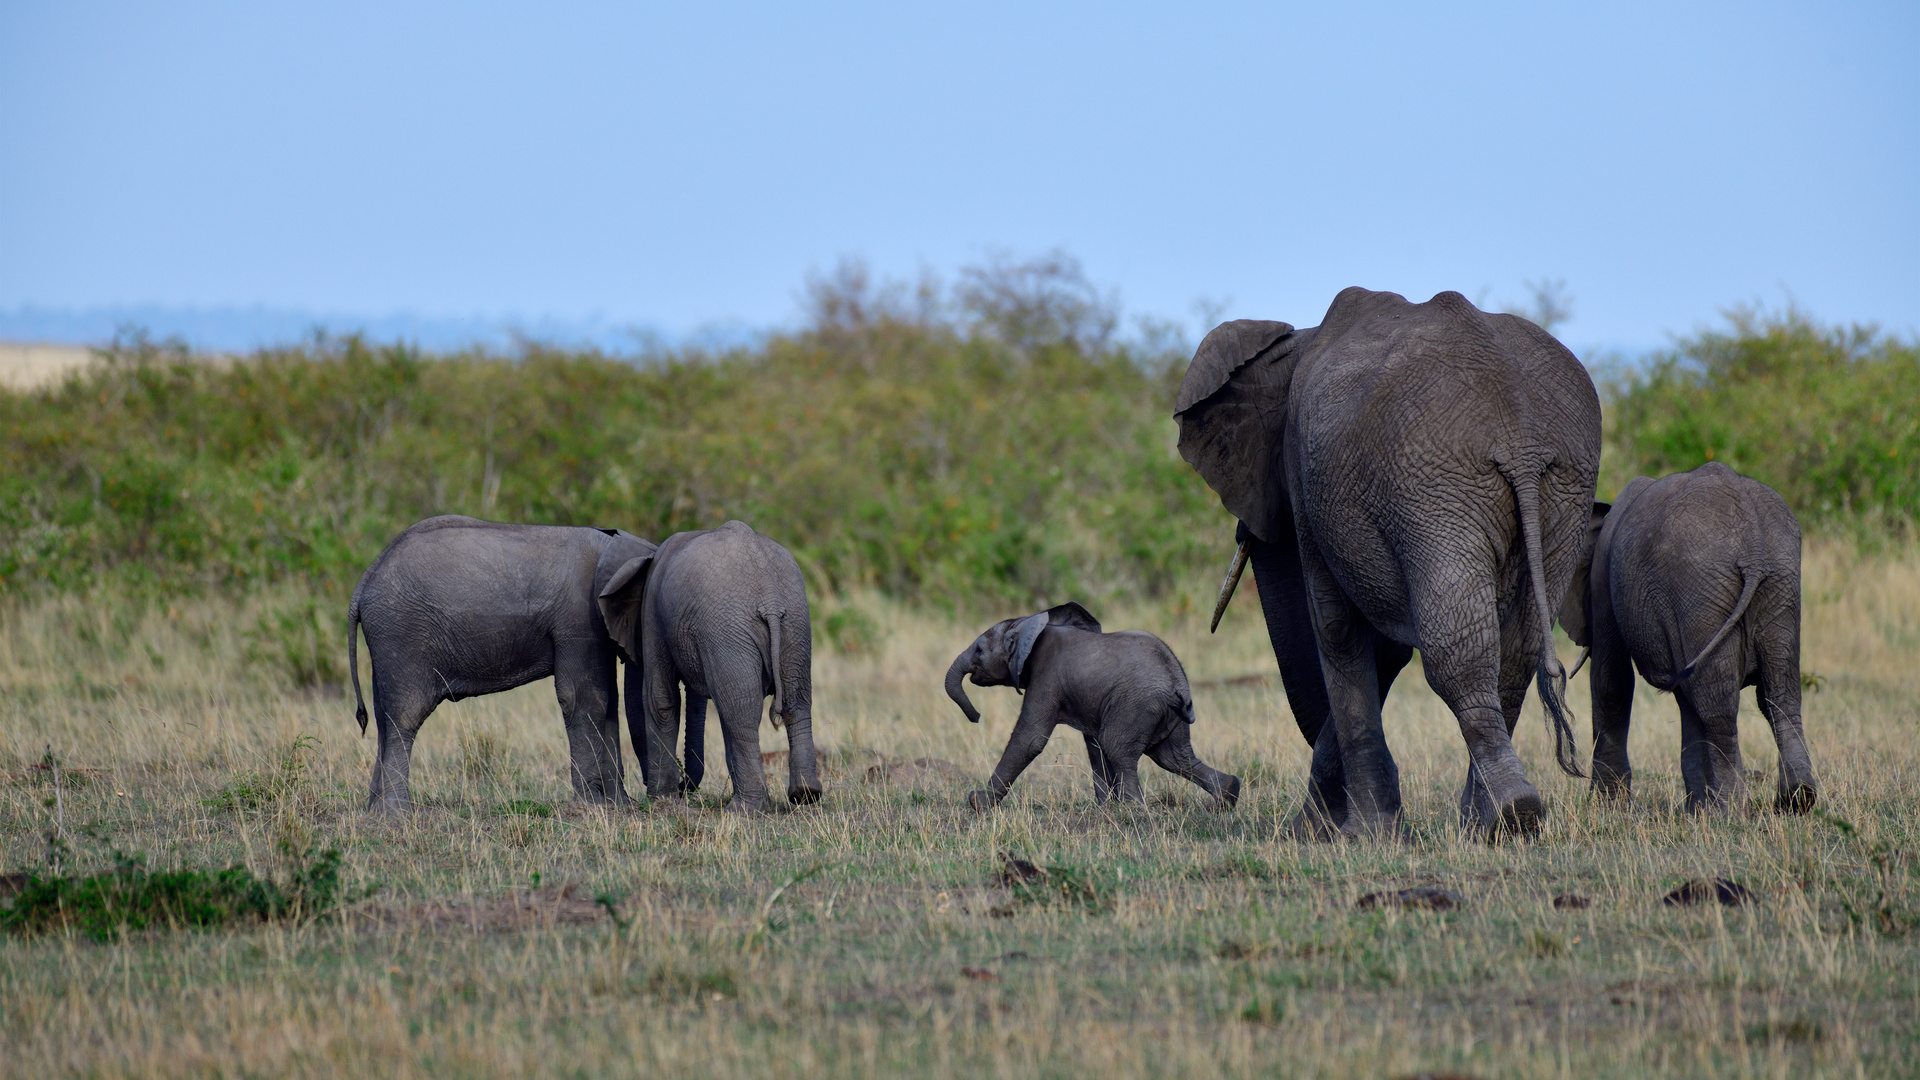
<box><xmin>1174</xmin><ymin>288</ymin><xmax>1601</xmax><ymax>837</ymax></box>
<box><xmin>348</xmin><ymin>516</ymin><xmax>708</xmax><ymax>812</ymax></box>
<box><xmin>597</xmin><ymin>520</ymin><xmax>822</xmax><ymax>812</ymax></box>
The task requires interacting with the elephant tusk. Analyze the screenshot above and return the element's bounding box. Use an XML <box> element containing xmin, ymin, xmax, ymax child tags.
<box><xmin>1568</xmin><ymin>646</ymin><xmax>1590</xmax><ymax>680</ymax></box>
<box><xmin>1209</xmin><ymin>540</ymin><xmax>1251</xmax><ymax>634</ymax></box>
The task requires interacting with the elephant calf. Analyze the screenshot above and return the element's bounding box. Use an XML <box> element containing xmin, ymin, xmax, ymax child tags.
<box><xmin>1559</xmin><ymin>463</ymin><xmax>1817</xmax><ymax>814</ymax></box>
<box><xmin>944</xmin><ymin>602</ymin><xmax>1241</xmax><ymax>811</ymax></box>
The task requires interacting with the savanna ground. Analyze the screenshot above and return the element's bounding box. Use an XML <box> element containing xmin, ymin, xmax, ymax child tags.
<box><xmin>2</xmin><ymin>540</ymin><xmax>1915</xmax><ymax>1079</ymax></box>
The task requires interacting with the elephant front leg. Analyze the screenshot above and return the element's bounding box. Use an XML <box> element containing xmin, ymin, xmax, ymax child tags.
<box><xmin>968</xmin><ymin>707</ymin><xmax>1057</xmax><ymax>812</ymax></box>
<box><xmin>555</xmin><ymin>649</ymin><xmax>629</xmax><ymax>805</ymax></box>
<box><xmin>1084</xmin><ymin>733</ymin><xmax>1116</xmax><ymax>804</ymax></box>
<box><xmin>367</xmin><ymin>674</ymin><xmax>436</xmax><ymax>814</ymax></box>
<box><xmin>1299</xmin><ymin>552</ymin><xmax>1402</xmax><ymax>837</ymax></box>
<box><xmin>1587</xmin><ymin>614</ymin><xmax>1636</xmax><ymax>801</ymax></box>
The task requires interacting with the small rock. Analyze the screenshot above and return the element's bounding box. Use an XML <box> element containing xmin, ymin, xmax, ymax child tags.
<box><xmin>1357</xmin><ymin>886</ymin><xmax>1463</xmax><ymax>911</ymax></box>
<box><xmin>995</xmin><ymin>853</ymin><xmax>1046</xmax><ymax>886</ymax></box>
<box><xmin>1552</xmin><ymin>893</ymin><xmax>1592</xmax><ymax>910</ymax></box>
<box><xmin>1663</xmin><ymin>879</ymin><xmax>1755</xmax><ymax>907</ymax></box>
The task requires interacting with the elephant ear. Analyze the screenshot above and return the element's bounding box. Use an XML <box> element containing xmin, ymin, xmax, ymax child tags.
<box><xmin>1173</xmin><ymin>319</ymin><xmax>1303</xmax><ymax>543</ymax></box>
<box><xmin>1007</xmin><ymin>612</ymin><xmax>1050</xmax><ymax>690</ymax></box>
<box><xmin>1556</xmin><ymin>500</ymin><xmax>1611</xmax><ymax>647</ymax></box>
<box><xmin>1044</xmin><ymin>601</ymin><xmax>1101</xmax><ymax>633</ymax></box>
<box><xmin>596</xmin><ymin>553</ymin><xmax>655</xmax><ymax>663</ymax></box>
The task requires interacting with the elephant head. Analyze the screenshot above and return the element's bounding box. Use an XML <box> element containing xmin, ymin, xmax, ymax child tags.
<box><xmin>944</xmin><ymin>602</ymin><xmax>1102</xmax><ymax>722</ymax></box>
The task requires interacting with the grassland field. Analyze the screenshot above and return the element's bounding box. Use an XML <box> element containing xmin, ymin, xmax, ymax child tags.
<box><xmin>0</xmin><ymin>538</ymin><xmax>1915</xmax><ymax>1079</ymax></box>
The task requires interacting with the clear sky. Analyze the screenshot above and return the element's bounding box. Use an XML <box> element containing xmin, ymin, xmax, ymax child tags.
<box><xmin>2</xmin><ymin>1</ymin><xmax>1914</xmax><ymax>355</ymax></box>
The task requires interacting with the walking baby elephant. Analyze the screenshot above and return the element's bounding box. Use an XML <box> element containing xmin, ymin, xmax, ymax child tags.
<box><xmin>943</xmin><ymin>602</ymin><xmax>1241</xmax><ymax>811</ymax></box>
<box><xmin>1559</xmin><ymin>463</ymin><xmax>1817</xmax><ymax>814</ymax></box>
<box><xmin>347</xmin><ymin>516</ymin><xmax>708</xmax><ymax>813</ymax></box>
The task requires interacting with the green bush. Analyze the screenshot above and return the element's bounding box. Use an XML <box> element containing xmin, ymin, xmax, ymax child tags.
<box><xmin>0</xmin><ymin>258</ymin><xmax>1221</xmax><ymax>611</ymax></box>
<box><xmin>0</xmin><ymin>845</ymin><xmax>358</xmax><ymax>940</ymax></box>
<box><xmin>1604</xmin><ymin>308</ymin><xmax>1920</xmax><ymax>526</ymax></box>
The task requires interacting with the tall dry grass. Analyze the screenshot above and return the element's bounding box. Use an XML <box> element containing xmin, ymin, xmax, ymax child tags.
<box><xmin>0</xmin><ymin>537</ymin><xmax>1914</xmax><ymax>1078</ymax></box>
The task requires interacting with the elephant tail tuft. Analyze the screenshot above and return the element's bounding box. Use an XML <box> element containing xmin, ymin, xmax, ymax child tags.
<box><xmin>1673</xmin><ymin>568</ymin><xmax>1762</xmax><ymax>687</ymax></box>
<box><xmin>1504</xmin><ymin>465</ymin><xmax>1585</xmax><ymax>778</ymax></box>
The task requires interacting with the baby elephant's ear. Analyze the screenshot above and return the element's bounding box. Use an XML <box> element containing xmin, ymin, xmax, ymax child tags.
<box><xmin>1008</xmin><ymin>612</ymin><xmax>1050</xmax><ymax>689</ymax></box>
<box><xmin>1045</xmin><ymin>602</ymin><xmax>1101</xmax><ymax>633</ymax></box>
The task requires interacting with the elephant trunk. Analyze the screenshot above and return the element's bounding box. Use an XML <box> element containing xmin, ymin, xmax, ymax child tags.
<box><xmin>945</xmin><ymin>645</ymin><xmax>982</xmax><ymax>723</ymax></box>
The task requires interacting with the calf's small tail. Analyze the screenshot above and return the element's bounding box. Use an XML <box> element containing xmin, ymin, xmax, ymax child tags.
<box><xmin>1671</xmin><ymin>569</ymin><xmax>1762</xmax><ymax>688</ymax></box>
<box><xmin>763</xmin><ymin>610</ymin><xmax>786</xmax><ymax>727</ymax></box>
<box><xmin>347</xmin><ymin>580</ymin><xmax>369</xmax><ymax>735</ymax></box>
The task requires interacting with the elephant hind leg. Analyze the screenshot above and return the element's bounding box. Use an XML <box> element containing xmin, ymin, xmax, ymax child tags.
<box><xmin>367</xmin><ymin>668</ymin><xmax>439</xmax><ymax>814</ymax></box>
<box><xmin>1145</xmin><ymin>724</ymin><xmax>1240</xmax><ymax>810</ymax></box>
<box><xmin>1678</xmin><ymin>683</ymin><xmax>1747</xmax><ymax>814</ymax></box>
<box><xmin>709</xmin><ymin>682</ymin><xmax>771</xmax><ymax>814</ymax></box>
<box><xmin>554</xmin><ymin>646</ymin><xmax>627</xmax><ymax>805</ymax></box>
<box><xmin>1417</xmin><ymin>584</ymin><xmax>1542</xmax><ymax>839</ymax></box>
<box><xmin>1084</xmin><ymin>732</ymin><xmax>1117</xmax><ymax>805</ymax></box>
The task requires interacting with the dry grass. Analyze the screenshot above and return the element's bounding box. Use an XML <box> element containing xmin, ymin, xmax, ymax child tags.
<box><xmin>1</xmin><ymin>539</ymin><xmax>1915</xmax><ymax>1078</ymax></box>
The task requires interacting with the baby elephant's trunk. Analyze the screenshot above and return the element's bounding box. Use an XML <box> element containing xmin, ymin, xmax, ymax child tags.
<box><xmin>944</xmin><ymin>645</ymin><xmax>982</xmax><ymax>723</ymax></box>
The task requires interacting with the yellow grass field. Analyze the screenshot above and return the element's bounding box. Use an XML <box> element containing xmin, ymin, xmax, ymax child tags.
<box><xmin>1</xmin><ymin>540</ymin><xmax>1915</xmax><ymax>1078</ymax></box>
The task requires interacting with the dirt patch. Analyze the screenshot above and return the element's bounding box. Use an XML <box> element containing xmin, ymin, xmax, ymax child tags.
<box><xmin>1357</xmin><ymin>886</ymin><xmax>1463</xmax><ymax>912</ymax></box>
<box><xmin>358</xmin><ymin>883</ymin><xmax>611</xmax><ymax>933</ymax></box>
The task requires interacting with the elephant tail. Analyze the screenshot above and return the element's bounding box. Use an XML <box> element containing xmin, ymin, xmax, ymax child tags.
<box><xmin>347</xmin><ymin>578</ymin><xmax>369</xmax><ymax>735</ymax></box>
<box><xmin>763</xmin><ymin>610</ymin><xmax>786</xmax><ymax>728</ymax></box>
<box><xmin>1672</xmin><ymin>568</ymin><xmax>1762</xmax><ymax>688</ymax></box>
<box><xmin>1505</xmin><ymin>466</ymin><xmax>1585</xmax><ymax>778</ymax></box>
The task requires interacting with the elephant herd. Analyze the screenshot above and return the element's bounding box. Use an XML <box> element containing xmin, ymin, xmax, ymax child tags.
<box><xmin>346</xmin><ymin>286</ymin><xmax>1817</xmax><ymax>835</ymax></box>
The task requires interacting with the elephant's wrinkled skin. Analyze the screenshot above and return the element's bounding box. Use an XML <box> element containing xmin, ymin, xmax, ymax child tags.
<box><xmin>945</xmin><ymin>602</ymin><xmax>1240</xmax><ymax>811</ymax></box>
<box><xmin>347</xmin><ymin>516</ymin><xmax>708</xmax><ymax>813</ymax></box>
<box><xmin>599</xmin><ymin>520</ymin><xmax>821</xmax><ymax>812</ymax></box>
<box><xmin>1174</xmin><ymin>288</ymin><xmax>1601</xmax><ymax>838</ymax></box>
<box><xmin>1559</xmin><ymin>463</ymin><xmax>1816</xmax><ymax>813</ymax></box>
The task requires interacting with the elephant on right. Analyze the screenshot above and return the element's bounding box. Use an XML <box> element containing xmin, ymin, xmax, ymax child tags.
<box><xmin>1558</xmin><ymin>462</ymin><xmax>1817</xmax><ymax>813</ymax></box>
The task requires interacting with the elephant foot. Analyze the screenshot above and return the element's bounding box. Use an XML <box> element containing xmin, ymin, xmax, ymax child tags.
<box><xmin>1490</xmin><ymin>789</ymin><xmax>1544</xmax><ymax>839</ymax></box>
<box><xmin>1286</xmin><ymin>800</ymin><xmax>1342</xmax><ymax>842</ymax></box>
<box><xmin>967</xmin><ymin>790</ymin><xmax>998</xmax><ymax>813</ymax></box>
<box><xmin>723</xmin><ymin>794</ymin><xmax>768</xmax><ymax>815</ymax></box>
<box><xmin>787</xmin><ymin>783</ymin><xmax>823</xmax><ymax>806</ymax></box>
<box><xmin>1775</xmin><ymin>780</ymin><xmax>1817</xmax><ymax>814</ymax></box>
<box><xmin>366</xmin><ymin>796</ymin><xmax>412</xmax><ymax>816</ymax></box>
<box><xmin>1211</xmin><ymin>775</ymin><xmax>1242</xmax><ymax>811</ymax></box>
<box><xmin>1338</xmin><ymin>807</ymin><xmax>1406</xmax><ymax>841</ymax></box>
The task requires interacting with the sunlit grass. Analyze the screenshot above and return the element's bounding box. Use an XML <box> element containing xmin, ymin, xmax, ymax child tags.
<box><xmin>0</xmin><ymin>538</ymin><xmax>1914</xmax><ymax>1078</ymax></box>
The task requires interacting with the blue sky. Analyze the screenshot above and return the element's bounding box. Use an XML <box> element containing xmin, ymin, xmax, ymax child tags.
<box><xmin>2</xmin><ymin>2</ymin><xmax>1914</xmax><ymax>355</ymax></box>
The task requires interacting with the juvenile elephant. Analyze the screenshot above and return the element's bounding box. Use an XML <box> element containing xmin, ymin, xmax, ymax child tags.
<box><xmin>1558</xmin><ymin>463</ymin><xmax>1816</xmax><ymax>813</ymax></box>
<box><xmin>347</xmin><ymin>515</ymin><xmax>708</xmax><ymax>812</ymax></box>
<box><xmin>598</xmin><ymin>520</ymin><xmax>821</xmax><ymax>812</ymax></box>
<box><xmin>944</xmin><ymin>602</ymin><xmax>1241</xmax><ymax>811</ymax></box>
<box><xmin>1174</xmin><ymin>288</ymin><xmax>1601</xmax><ymax>838</ymax></box>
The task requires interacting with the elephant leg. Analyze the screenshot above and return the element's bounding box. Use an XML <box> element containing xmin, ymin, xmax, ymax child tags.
<box><xmin>1242</xmin><ymin>517</ymin><xmax>1335</xmax><ymax>748</ymax></box>
<box><xmin>1292</xmin><ymin>638</ymin><xmax>1411</xmax><ymax>838</ymax></box>
<box><xmin>622</xmin><ymin>661</ymin><xmax>651</xmax><ymax>790</ymax></box>
<box><xmin>367</xmin><ymin>666</ymin><xmax>438</xmax><ymax>813</ymax></box>
<box><xmin>1297</xmin><ymin>545</ymin><xmax>1400</xmax><ymax>837</ymax></box>
<box><xmin>1677</xmin><ymin>683</ymin><xmax>1746</xmax><ymax>814</ymax></box>
<box><xmin>968</xmin><ymin>704</ymin><xmax>1057</xmax><ymax>812</ymax></box>
<box><xmin>1458</xmin><ymin>653</ymin><xmax>1534</xmax><ymax>837</ymax></box>
<box><xmin>710</xmin><ymin>680</ymin><xmax>770</xmax><ymax>814</ymax></box>
<box><xmin>1085</xmin><ymin>732</ymin><xmax>1117</xmax><ymax>804</ymax></box>
<box><xmin>1754</xmin><ymin>591</ymin><xmax>1816</xmax><ymax>813</ymax></box>
<box><xmin>555</xmin><ymin>644</ymin><xmax>627</xmax><ymax>805</ymax></box>
<box><xmin>638</xmin><ymin>651</ymin><xmax>686</xmax><ymax>799</ymax></box>
<box><xmin>1416</xmin><ymin>574</ymin><xmax>1542</xmax><ymax>838</ymax></box>
<box><xmin>782</xmin><ymin>710</ymin><xmax>823</xmax><ymax>805</ymax></box>
<box><xmin>1587</xmin><ymin>596</ymin><xmax>1636</xmax><ymax>800</ymax></box>
<box><xmin>1146</xmin><ymin>724</ymin><xmax>1241</xmax><ymax>809</ymax></box>
<box><xmin>682</xmin><ymin>688</ymin><xmax>709</xmax><ymax>794</ymax></box>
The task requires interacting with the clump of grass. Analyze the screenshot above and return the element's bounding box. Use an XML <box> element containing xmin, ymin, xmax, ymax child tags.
<box><xmin>204</xmin><ymin>734</ymin><xmax>317</xmax><ymax>811</ymax></box>
<box><xmin>0</xmin><ymin>845</ymin><xmax>362</xmax><ymax>940</ymax></box>
<box><xmin>997</xmin><ymin>853</ymin><xmax>1110</xmax><ymax>912</ymax></box>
